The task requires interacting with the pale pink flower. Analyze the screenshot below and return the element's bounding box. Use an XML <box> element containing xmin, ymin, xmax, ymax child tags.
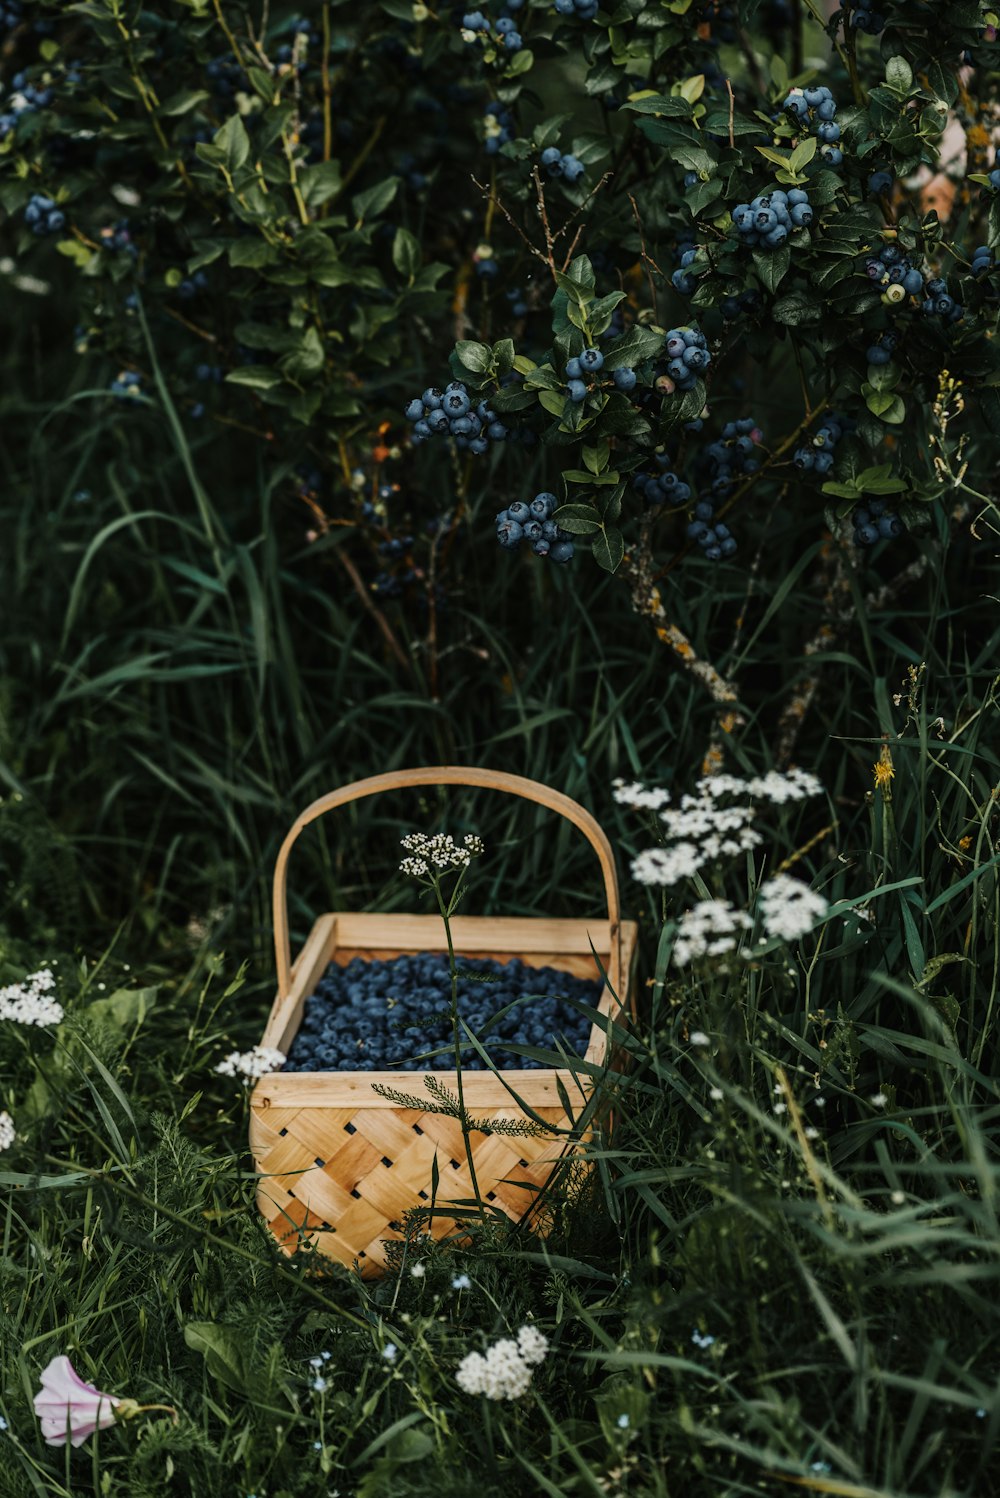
<box><xmin>33</xmin><ymin>1356</ymin><xmax>123</xmax><ymax>1447</ymax></box>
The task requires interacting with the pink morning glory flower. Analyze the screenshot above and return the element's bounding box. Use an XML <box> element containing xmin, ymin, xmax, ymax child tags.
<box><xmin>33</xmin><ymin>1356</ymin><xmax>124</xmax><ymax>1447</ymax></box>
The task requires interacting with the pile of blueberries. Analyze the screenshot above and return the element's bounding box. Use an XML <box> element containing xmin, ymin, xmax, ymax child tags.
<box><xmin>865</xmin><ymin>244</ymin><xmax>964</xmax><ymax>325</ymax></box>
<box><xmin>672</xmin><ymin>244</ymin><xmax>699</xmax><ymax>297</ymax></box>
<box><xmin>838</xmin><ymin>0</ymin><xmax>885</xmax><ymax>32</ymax></box>
<box><xmin>24</xmin><ymin>193</ymin><xmax>65</xmax><ymax>236</ymax></box>
<box><xmin>554</xmin><ymin>0</ymin><xmax>600</xmax><ymax>20</ymax></box>
<box><xmin>782</xmin><ymin>85</ymin><xmax>843</xmax><ymax>168</ymax></box>
<box><xmin>685</xmin><ymin>420</ymin><xmax>762</xmax><ymax>562</ymax></box>
<box><xmin>660</xmin><ymin>326</ymin><xmax>711</xmax><ymax>393</ymax></box>
<box><xmin>865</xmin><ymin>329</ymin><xmax>899</xmax><ymax>365</ymax></box>
<box><xmin>496</xmin><ymin>490</ymin><xmax>574</xmax><ymax>562</ymax></box>
<box><xmin>461</xmin><ymin>7</ymin><xmax>524</xmax><ymax>51</ymax></box>
<box><xmin>632</xmin><ymin>454</ymin><xmax>692</xmax><ymax>509</ymax></box>
<box><xmin>732</xmin><ymin>186</ymin><xmax>814</xmax><ymax>251</ymax></box>
<box><xmin>281</xmin><ymin>952</ymin><xmax>600</xmax><ymax>1072</ymax></box>
<box><xmin>792</xmin><ymin>411</ymin><xmax>853</xmax><ymax>477</ymax></box>
<box><xmin>405</xmin><ymin>382</ymin><xmax>508</xmax><ymax>455</ymax></box>
<box><xmin>99</xmin><ymin>220</ymin><xmax>137</xmax><ymax>257</ymax></box>
<box><xmin>563</xmin><ymin>346</ymin><xmax>636</xmax><ymax>401</ymax></box>
<box><xmin>539</xmin><ymin>145</ymin><xmax>585</xmax><ymax>185</ymax></box>
<box><xmin>852</xmin><ymin>497</ymin><xmax>904</xmax><ymax>546</ymax></box>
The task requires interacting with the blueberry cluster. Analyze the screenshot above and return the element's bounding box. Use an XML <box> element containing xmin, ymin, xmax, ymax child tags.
<box><xmin>972</xmin><ymin>244</ymin><xmax>994</xmax><ymax>278</ymax></box>
<box><xmin>793</xmin><ymin>412</ymin><xmax>852</xmax><ymax>476</ymax></box>
<box><xmin>672</xmin><ymin>245</ymin><xmax>699</xmax><ymax>296</ymax></box>
<box><xmin>406</xmin><ymin>382</ymin><xmax>508</xmax><ymax>455</ymax></box>
<box><xmin>732</xmin><ymin>187</ymin><xmax>813</xmax><ymax>250</ymax></box>
<box><xmin>632</xmin><ymin>454</ymin><xmax>692</xmax><ymax>508</ymax></box>
<box><xmin>921</xmin><ymin>276</ymin><xmax>964</xmax><ymax>325</ymax></box>
<box><xmin>178</xmin><ymin>270</ymin><xmax>209</xmax><ymax>300</ymax></box>
<box><xmin>473</xmin><ymin>242</ymin><xmax>499</xmax><ymax>278</ymax></box>
<box><xmin>838</xmin><ymin>0</ymin><xmax>885</xmax><ymax>32</ymax></box>
<box><xmin>853</xmin><ymin>497</ymin><xmax>904</xmax><ymax>546</ymax></box>
<box><xmin>0</xmin><ymin>71</ymin><xmax>53</xmax><ymax>139</ymax></box>
<box><xmin>110</xmin><ymin>370</ymin><xmax>142</xmax><ymax>401</ymax></box>
<box><xmin>661</xmin><ymin>326</ymin><xmax>711</xmax><ymax>392</ymax></box>
<box><xmin>539</xmin><ymin>145</ymin><xmax>585</xmax><ymax>184</ymax></box>
<box><xmin>865</xmin><ymin>245</ymin><xmax>964</xmax><ymax>323</ymax></box>
<box><xmin>563</xmin><ymin>345</ymin><xmax>633</xmax><ymax>401</ymax></box>
<box><xmin>782</xmin><ymin>86</ymin><xmax>842</xmax><ymax>167</ymax></box>
<box><xmin>720</xmin><ymin>288</ymin><xmax>762</xmax><ymax>320</ymax></box>
<box><xmin>24</xmin><ymin>193</ymin><xmax>64</xmax><ymax>236</ymax></box>
<box><xmin>281</xmin><ymin>952</ymin><xmax>599</xmax><ymax>1072</ymax></box>
<box><xmin>205</xmin><ymin>55</ymin><xmax>247</xmax><ymax>99</ymax></box>
<box><xmin>483</xmin><ymin>102</ymin><xmax>514</xmax><ymax>156</ymax></box>
<box><xmin>99</xmin><ymin>220</ymin><xmax>137</xmax><ymax>258</ymax></box>
<box><xmin>496</xmin><ymin>491</ymin><xmax>574</xmax><ymax>562</ymax></box>
<box><xmin>506</xmin><ymin>285</ymin><xmax>528</xmax><ymax>317</ymax></box>
<box><xmin>554</xmin><ymin>0</ymin><xmax>599</xmax><ymax>20</ymax></box>
<box><xmin>702</xmin><ymin>419</ymin><xmax>762</xmax><ymax>493</ymax></box>
<box><xmin>462</xmin><ymin>8</ymin><xmax>524</xmax><ymax>51</ymax></box>
<box><xmin>865</xmin><ymin>330</ymin><xmax>898</xmax><ymax>365</ymax></box>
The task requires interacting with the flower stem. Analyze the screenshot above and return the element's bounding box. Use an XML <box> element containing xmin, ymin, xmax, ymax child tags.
<box><xmin>433</xmin><ymin>873</ymin><xmax>485</xmax><ymax>1216</ymax></box>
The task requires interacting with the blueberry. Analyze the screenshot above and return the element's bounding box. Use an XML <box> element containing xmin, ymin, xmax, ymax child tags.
<box><xmin>567</xmin><ymin>379</ymin><xmax>587</xmax><ymax>402</ymax></box>
<box><xmin>405</xmin><ymin>397</ymin><xmax>426</xmax><ymax>421</ymax></box>
<box><xmin>422</xmin><ymin>387</ymin><xmax>444</xmax><ymax>409</ymax></box>
<box><xmin>560</xmin><ymin>155</ymin><xmax>584</xmax><ymax>184</ymax></box>
<box><xmin>612</xmin><ymin>366</ymin><xmax>637</xmax><ymax>391</ymax></box>
<box><xmin>565</xmin><ymin>356</ymin><xmax>583</xmax><ymax>379</ymax></box>
<box><xmin>579</xmin><ymin>347</ymin><xmax>604</xmax><ymax>373</ymax></box>
<box><xmin>508</xmin><ymin>500</ymin><xmax>530</xmax><ymax>523</ymax></box>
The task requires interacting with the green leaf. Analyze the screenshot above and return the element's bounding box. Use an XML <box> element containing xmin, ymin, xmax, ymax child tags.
<box><xmin>788</xmin><ymin>136</ymin><xmax>817</xmax><ymax>173</ymax></box>
<box><xmin>880</xmin><ymin>394</ymin><xmax>906</xmax><ymax>425</ymax></box>
<box><xmin>455</xmin><ymin>340</ymin><xmax>492</xmax><ymax>374</ymax></box>
<box><xmin>228</xmin><ymin>239</ymin><xmax>278</xmax><ymax>269</ymax></box>
<box><xmin>623</xmin><ymin>93</ymin><xmax>693</xmax><ymax>118</ymax></box>
<box><xmin>592</xmin><ymin>525</ymin><xmax>624</xmax><ymax>573</ymax></box>
<box><xmin>772</xmin><ymin>289</ymin><xmax>822</xmax><ymax>325</ymax></box>
<box><xmin>184</xmin><ymin>1323</ymin><xmax>250</xmax><ymax>1395</ymax></box>
<box><xmin>300</xmin><ymin>160</ymin><xmax>343</xmax><ymax>209</ymax></box>
<box><xmin>538</xmin><ymin>389</ymin><xmax>567</xmax><ymax>417</ymax></box>
<box><xmin>886</xmin><ymin>56</ymin><xmax>914</xmax><ymax>93</ymax></box>
<box><xmin>352</xmin><ymin>175</ymin><xmax>399</xmax><ymax>226</ymax></box>
<box><xmin>865</xmin><ymin>390</ymin><xmax>897</xmax><ymax>417</ymax></box>
<box><xmin>821</xmin><ymin>481</ymin><xmax>862</xmax><ymax>500</ymax></box>
<box><xmin>602</xmin><ymin>325</ymin><xmax>665</xmax><ymax>370</ymax></box>
<box><xmin>225</xmin><ymin>367</ymin><xmax>284</xmax><ymax>390</ymax></box>
<box><xmin>752</xmin><ymin>246</ymin><xmax>790</xmax><ymax>293</ymax></box>
<box><xmin>160</xmin><ymin>88</ymin><xmax>211</xmax><ymax>116</ymax></box>
<box><xmin>392</xmin><ymin>227</ymin><xmax>421</xmax><ymax>281</ymax></box>
<box><xmin>552</xmin><ymin>503</ymin><xmax>601</xmax><ymax>535</ymax></box>
<box><xmin>214</xmin><ymin>114</ymin><xmax>250</xmax><ymax>173</ymax></box>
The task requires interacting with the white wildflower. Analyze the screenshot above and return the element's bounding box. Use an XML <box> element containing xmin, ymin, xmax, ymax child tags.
<box><xmin>689</xmin><ymin>1030</ymin><xmax>710</xmax><ymax>1046</ymax></box>
<box><xmin>757</xmin><ymin>874</ymin><xmax>829</xmax><ymax>942</ymax></box>
<box><xmin>745</xmin><ymin>767</ymin><xmax>825</xmax><ymax>804</ymax></box>
<box><xmin>214</xmin><ymin>1045</ymin><xmax>285</xmax><ymax>1080</ymax></box>
<box><xmin>399</xmin><ymin>832</ymin><xmax>485</xmax><ymax>875</ymax></box>
<box><xmin>516</xmin><ymin>1325</ymin><xmax>549</xmax><ymax>1366</ymax></box>
<box><xmin>456</xmin><ymin>1328</ymin><xmax>547</xmax><ymax>1401</ymax></box>
<box><xmin>451</xmin><ymin>1274</ymin><xmax>471</xmax><ymax>1291</ymax></box>
<box><xmin>630</xmin><ymin>843</ymin><xmax>704</xmax><ymax>887</ymax></box>
<box><xmin>611</xmin><ymin>779</ymin><xmax>671</xmax><ymax>811</ymax></box>
<box><xmin>709</xmin><ymin>1087</ymin><xmax>724</xmax><ymax>1101</ymax></box>
<box><xmin>870</xmin><ymin>1092</ymin><xmax>888</xmax><ymax>1108</ymax></box>
<box><xmin>0</xmin><ymin>969</ymin><xmax>63</xmax><ymax>1028</ymax></box>
<box><xmin>672</xmin><ymin>900</ymin><xmax>753</xmax><ymax>967</ymax></box>
<box><xmin>0</xmin><ymin>1111</ymin><xmax>14</xmax><ymax>1152</ymax></box>
<box><xmin>410</xmin><ymin>1262</ymin><xmax>426</xmax><ymax>1278</ymax></box>
<box><xmin>382</xmin><ymin>1343</ymin><xmax>398</xmax><ymax>1362</ymax></box>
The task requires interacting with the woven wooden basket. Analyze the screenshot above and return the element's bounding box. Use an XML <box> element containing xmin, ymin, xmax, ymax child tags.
<box><xmin>249</xmin><ymin>767</ymin><xmax>637</xmax><ymax>1276</ymax></box>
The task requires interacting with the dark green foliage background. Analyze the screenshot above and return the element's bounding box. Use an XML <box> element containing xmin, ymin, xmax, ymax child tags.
<box><xmin>0</xmin><ymin>0</ymin><xmax>999</xmax><ymax>1495</ymax></box>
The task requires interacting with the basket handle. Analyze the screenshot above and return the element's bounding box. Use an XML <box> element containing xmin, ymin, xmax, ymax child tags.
<box><xmin>272</xmin><ymin>766</ymin><xmax>622</xmax><ymax>1001</ymax></box>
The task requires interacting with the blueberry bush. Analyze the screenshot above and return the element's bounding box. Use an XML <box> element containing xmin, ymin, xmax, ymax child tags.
<box><xmin>1</xmin><ymin>0</ymin><xmax>1000</xmax><ymax>1494</ymax></box>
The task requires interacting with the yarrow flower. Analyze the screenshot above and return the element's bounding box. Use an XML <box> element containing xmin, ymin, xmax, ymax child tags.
<box><xmin>399</xmin><ymin>832</ymin><xmax>485</xmax><ymax>876</ymax></box>
<box><xmin>0</xmin><ymin>968</ymin><xmax>63</xmax><ymax>1027</ymax></box>
<box><xmin>672</xmin><ymin>900</ymin><xmax>753</xmax><ymax>967</ymax></box>
<box><xmin>455</xmin><ymin>1325</ymin><xmax>549</xmax><ymax>1400</ymax></box>
<box><xmin>622</xmin><ymin>769</ymin><xmax>824</xmax><ymax>888</ymax></box>
<box><xmin>757</xmin><ymin>874</ymin><xmax>829</xmax><ymax>942</ymax></box>
<box><xmin>611</xmin><ymin>778</ymin><xmax>671</xmax><ymax>811</ymax></box>
<box><xmin>452</xmin><ymin>1273</ymin><xmax>472</xmax><ymax>1290</ymax></box>
<box><xmin>0</xmin><ymin>1111</ymin><xmax>14</xmax><ymax>1152</ymax></box>
<box><xmin>214</xmin><ymin>1045</ymin><xmax>285</xmax><ymax>1080</ymax></box>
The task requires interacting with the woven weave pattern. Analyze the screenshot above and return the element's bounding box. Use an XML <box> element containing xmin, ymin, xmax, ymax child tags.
<box><xmin>250</xmin><ymin>1100</ymin><xmax>572</xmax><ymax>1273</ymax></box>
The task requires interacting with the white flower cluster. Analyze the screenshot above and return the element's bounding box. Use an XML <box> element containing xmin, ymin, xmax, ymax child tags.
<box><xmin>399</xmin><ymin>832</ymin><xmax>485</xmax><ymax>878</ymax></box>
<box><xmin>0</xmin><ymin>1111</ymin><xmax>15</xmax><ymax>1152</ymax></box>
<box><xmin>611</xmin><ymin>779</ymin><xmax>671</xmax><ymax>811</ymax></box>
<box><xmin>623</xmin><ymin>769</ymin><xmax>824</xmax><ymax>889</ymax></box>
<box><xmin>0</xmin><ymin>968</ymin><xmax>63</xmax><ymax>1028</ymax></box>
<box><xmin>673</xmin><ymin>901</ymin><xmax>753</xmax><ymax>967</ymax></box>
<box><xmin>757</xmin><ymin>874</ymin><xmax>829</xmax><ymax>942</ymax></box>
<box><xmin>455</xmin><ymin>1324</ymin><xmax>549</xmax><ymax>1401</ymax></box>
<box><xmin>214</xmin><ymin>1045</ymin><xmax>286</xmax><ymax>1081</ymax></box>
